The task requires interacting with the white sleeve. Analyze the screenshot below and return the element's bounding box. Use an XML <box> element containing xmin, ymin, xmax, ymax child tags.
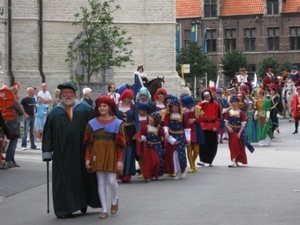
<box><xmin>254</xmin><ymin>111</ymin><xmax>258</xmax><ymax>115</ymax></box>
<box><xmin>241</xmin><ymin>121</ymin><xmax>246</xmax><ymax>126</ymax></box>
<box><xmin>266</xmin><ymin>111</ymin><xmax>270</xmax><ymax>118</ymax></box>
<box><xmin>167</xmin><ymin>136</ymin><xmax>177</xmax><ymax>145</ymax></box>
<box><xmin>184</xmin><ymin>128</ymin><xmax>191</xmax><ymax>142</ymax></box>
<box><xmin>163</xmin><ymin>126</ymin><xmax>169</xmax><ymax>134</ymax></box>
<box><xmin>140</xmin><ymin>135</ymin><xmax>146</xmax><ymax>142</ymax></box>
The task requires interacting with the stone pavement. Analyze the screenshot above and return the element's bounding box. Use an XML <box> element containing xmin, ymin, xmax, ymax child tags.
<box><xmin>0</xmin><ymin>119</ymin><xmax>300</xmax><ymax>225</ymax></box>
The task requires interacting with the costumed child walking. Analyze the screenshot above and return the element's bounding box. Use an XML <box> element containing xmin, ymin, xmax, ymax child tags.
<box><xmin>163</xmin><ymin>98</ymin><xmax>191</xmax><ymax>180</ymax></box>
<box><xmin>84</xmin><ymin>96</ymin><xmax>126</xmax><ymax>219</ymax></box>
<box><xmin>245</xmin><ymin>100</ymin><xmax>257</xmax><ymax>143</ymax></box>
<box><xmin>181</xmin><ymin>96</ymin><xmax>205</xmax><ymax>173</ymax></box>
<box><xmin>136</xmin><ymin>102</ymin><xmax>152</xmax><ymax>178</ymax></box>
<box><xmin>225</xmin><ymin>95</ymin><xmax>254</xmax><ymax>168</ymax></box>
<box><xmin>137</xmin><ymin>112</ymin><xmax>165</xmax><ymax>181</ymax></box>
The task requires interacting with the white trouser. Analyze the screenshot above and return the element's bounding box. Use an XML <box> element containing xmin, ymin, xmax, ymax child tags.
<box><xmin>96</xmin><ymin>171</ymin><xmax>118</xmax><ymax>213</ymax></box>
<box><xmin>173</xmin><ymin>151</ymin><xmax>181</xmax><ymax>173</ymax></box>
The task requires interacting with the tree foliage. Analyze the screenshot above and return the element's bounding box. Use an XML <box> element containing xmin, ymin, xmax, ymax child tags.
<box><xmin>278</xmin><ymin>60</ymin><xmax>292</xmax><ymax>72</ymax></box>
<box><xmin>176</xmin><ymin>41</ymin><xmax>217</xmax><ymax>83</ymax></box>
<box><xmin>256</xmin><ymin>56</ymin><xmax>279</xmax><ymax>79</ymax></box>
<box><xmin>66</xmin><ymin>0</ymin><xmax>134</xmax><ymax>86</ymax></box>
<box><xmin>221</xmin><ymin>50</ymin><xmax>248</xmax><ymax>79</ymax></box>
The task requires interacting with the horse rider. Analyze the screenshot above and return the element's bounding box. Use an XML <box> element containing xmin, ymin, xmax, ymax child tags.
<box><xmin>234</xmin><ymin>68</ymin><xmax>251</xmax><ymax>86</ymax></box>
<box><xmin>133</xmin><ymin>64</ymin><xmax>148</xmax><ymax>99</ymax></box>
<box><xmin>262</xmin><ymin>68</ymin><xmax>278</xmax><ymax>92</ymax></box>
<box><xmin>288</xmin><ymin>66</ymin><xmax>300</xmax><ymax>87</ymax></box>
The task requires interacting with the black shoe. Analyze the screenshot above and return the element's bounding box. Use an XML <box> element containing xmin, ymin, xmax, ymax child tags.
<box><xmin>223</xmin><ymin>137</ymin><xmax>228</xmax><ymax>140</ymax></box>
<box><xmin>292</xmin><ymin>131</ymin><xmax>298</xmax><ymax>134</ymax></box>
<box><xmin>135</xmin><ymin>169</ymin><xmax>141</xmax><ymax>174</ymax></box>
<box><xmin>197</xmin><ymin>162</ymin><xmax>205</xmax><ymax>167</ymax></box>
<box><xmin>81</xmin><ymin>207</ymin><xmax>87</xmax><ymax>214</ymax></box>
<box><xmin>31</xmin><ymin>147</ymin><xmax>40</xmax><ymax>150</ymax></box>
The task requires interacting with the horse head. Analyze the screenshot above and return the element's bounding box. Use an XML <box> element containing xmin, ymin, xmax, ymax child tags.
<box><xmin>285</xmin><ymin>79</ymin><xmax>296</xmax><ymax>95</ymax></box>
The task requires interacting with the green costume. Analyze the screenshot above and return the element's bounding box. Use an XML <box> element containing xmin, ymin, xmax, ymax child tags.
<box><xmin>255</xmin><ymin>98</ymin><xmax>273</xmax><ymax>141</ymax></box>
<box><xmin>42</xmin><ymin>100</ymin><xmax>100</xmax><ymax>218</ymax></box>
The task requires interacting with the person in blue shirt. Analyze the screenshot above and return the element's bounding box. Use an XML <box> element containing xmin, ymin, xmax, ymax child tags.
<box><xmin>35</xmin><ymin>96</ymin><xmax>47</xmax><ymax>141</ymax></box>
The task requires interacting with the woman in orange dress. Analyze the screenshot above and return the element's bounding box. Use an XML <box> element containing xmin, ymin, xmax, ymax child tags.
<box><xmin>84</xmin><ymin>96</ymin><xmax>127</xmax><ymax>219</ymax></box>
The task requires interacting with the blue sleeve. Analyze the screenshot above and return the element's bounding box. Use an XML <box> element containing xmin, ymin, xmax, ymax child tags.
<box><xmin>223</xmin><ymin>99</ymin><xmax>230</xmax><ymax>108</ymax></box>
<box><xmin>133</xmin><ymin>106</ymin><xmax>140</xmax><ymax>131</ymax></box>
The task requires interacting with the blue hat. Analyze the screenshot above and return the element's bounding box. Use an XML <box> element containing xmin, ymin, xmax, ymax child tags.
<box><xmin>163</xmin><ymin>94</ymin><xmax>177</xmax><ymax>104</ymax></box>
<box><xmin>181</xmin><ymin>96</ymin><xmax>196</xmax><ymax>108</ymax></box>
<box><xmin>216</xmin><ymin>88</ymin><xmax>223</xmax><ymax>93</ymax></box>
<box><xmin>291</xmin><ymin>66</ymin><xmax>297</xmax><ymax>70</ymax></box>
<box><xmin>230</xmin><ymin>95</ymin><xmax>238</xmax><ymax>103</ymax></box>
<box><xmin>117</xmin><ymin>85</ymin><xmax>128</xmax><ymax>95</ymax></box>
<box><xmin>169</xmin><ymin>98</ymin><xmax>180</xmax><ymax>107</ymax></box>
<box><xmin>150</xmin><ymin>112</ymin><xmax>161</xmax><ymax>121</ymax></box>
<box><xmin>137</xmin><ymin>102</ymin><xmax>151</xmax><ymax>112</ymax></box>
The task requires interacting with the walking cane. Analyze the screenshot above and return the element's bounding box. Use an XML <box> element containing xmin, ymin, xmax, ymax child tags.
<box><xmin>47</xmin><ymin>160</ymin><xmax>50</xmax><ymax>213</ymax></box>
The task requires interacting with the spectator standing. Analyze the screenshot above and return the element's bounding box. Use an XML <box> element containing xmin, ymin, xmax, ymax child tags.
<box><xmin>38</xmin><ymin>83</ymin><xmax>52</xmax><ymax>112</ymax></box>
<box><xmin>107</xmin><ymin>84</ymin><xmax>120</xmax><ymax>105</ymax></box>
<box><xmin>5</xmin><ymin>86</ymin><xmax>24</xmax><ymax>167</ymax></box>
<box><xmin>52</xmin><ymin>89</ymin><xmax>61</xmax><ymax>107</ymax></box>
<box><xmin>35</xmin><ymin>96</ymin><xmax>47</xmax><ymax>141</ymax></box>
<box><xmin>21</xmin><ymin>87</ymin><xmax>39</xmax><ymax>150</ymax></box>
<box><xmin>81</xmin><ymin>87</ymin><xmax>95</xmax><ymax>108</ymax></box>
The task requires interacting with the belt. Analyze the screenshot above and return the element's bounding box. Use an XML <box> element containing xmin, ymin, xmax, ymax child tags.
<box><xmin>168</xmin><ymin>128</ymin><xmax>184</xmax><ymax>134</ymax></box>
<box><xmin>148</xmin><ymin>141</ymin><xmax>161</xmax><ymax>145</ymax></box>
<box><xmin>203</xmin><ymin>120</ymin><xmax>216</xmax><ymax>123</ymax></box>
<box><xmin>229</xmin><ymin>124</ymin><xmax>242</xmax><ymax>128</ymax></box>
<box><xmin>93</xmin><ymin>135</ymin><xmax>114</xmax><ymax>140</ymax></box>
<box><xmin>123</xmin><ymin>122</ymin><xmax>134</xmax><ymax>126</ymax></box>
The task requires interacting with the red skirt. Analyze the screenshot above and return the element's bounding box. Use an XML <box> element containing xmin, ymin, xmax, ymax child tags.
<box><xmin>228</xmin><ymin>132</ymin><xmax>247</xmax><ymax>164</ymax></box>
<box><xmin>142</xmin><ymin>148</ymin><xmax>163</xmax><ymax>179</ymax></box>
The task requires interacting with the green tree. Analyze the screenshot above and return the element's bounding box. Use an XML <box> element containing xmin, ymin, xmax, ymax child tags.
<box><xmin>256</xmin><ymin>56</ymin><xmax>279</xmax><ymax>79</ymax></box>
<box><xmin>0</xmin><ymin>6</ymin><xmax>7</xmax><ymax>25</ymax></box>
<box><xmin>278</xmin><ymin>60</ymin><xmax>292</xmax><ymax>73</ymax></box>
<box><xmin>66</xmin><ymin>0</ymin><xmax>134</xmax><ymax>86</ymax></box>
<box><xmin>176</xmin><ymin>41</ymin><xmax>217</xmax><ymax>83</ymax></box>
<box><xmin>221</xmin><ymin>50</ymin><xmax>248</xmax><ymax>80</ymax></box>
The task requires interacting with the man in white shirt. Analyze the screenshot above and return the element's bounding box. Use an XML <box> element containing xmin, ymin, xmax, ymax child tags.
<box><xmin>38</xmin><ymin>83</ymin><xmax>52</xmax><ymax>111</ymax></box>
<box><xmin>107</xmin><ymin>84</ymin><xmax>120</xmax><ymax>104</ymax></box>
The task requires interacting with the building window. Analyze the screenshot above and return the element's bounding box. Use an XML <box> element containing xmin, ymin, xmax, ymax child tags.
<box><xmin>267</xmin><ymin>27</ymin><xmax>279</xmax><ymax>51</ymax></box>
<box><xmin>290</xmin><ymin>27</ymin><xmax>300</xmax><ymax>50</ymax></box>
<box><xmin>207</xmin><ymin>29</ymin><xmax>217</xmax><ymax>52</ymax></box>
<box><xmin>247</xmin><ymin>64</ymin><xmax>256</xmax><ymax>79</ymax></box>
<box><xmin>267</xmin><ymin>0</ymin><xmax>279</xmax><ymax>15</ymax></box>
<box><xmin>224</xmin><ymin>29</ymin><xmax>236</xmax><ymax>52</ymax></box>
<box><xmin>244</xmin><ymin>28</ymin><xmax>256</xmax><ymax>52</ymax></box>
<box><xmin>204</xmin><ymin>0</ymin><xmax>217</xmax><ymax>18</ymax></box>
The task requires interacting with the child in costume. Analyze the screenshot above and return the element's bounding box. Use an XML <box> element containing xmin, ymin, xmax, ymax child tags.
<box><xmin>84</xmin><ymin>96</ymin><xmax>126</xmax><ymax>219</ymax></box>
<box><xmin>225</xmin><ymin>95</ymin><xmax>254</xmax><ymax>168</ymax></box>
<box><xmin>136</xmin><ymin>102</ymin><xmax>151</xmax><ymax>178</ymax></box>
<box><xmin>245</xmin><ymin>101</ymin><xmax>257</xmax><ymax>143</ymax></box>
<box><xmin>138</xmin><ymin>112</ymin><xmax>165</xmax><ymax>181</ymax></box>
<box><xmin>181</xmin><ymin>96</ymin><xmax>205</xmax><ymax>173</ymax></box>
<box><xmin>163</xmin><ymin>98</ymin><xmax>190</xmax><ymax>180</ymax></box>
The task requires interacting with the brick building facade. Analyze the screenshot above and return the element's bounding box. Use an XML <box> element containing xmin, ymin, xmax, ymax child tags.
<box><xmin>177</xmin><ymin>0</ymin><xmax>300</xmax><ymax>87</ymax></box>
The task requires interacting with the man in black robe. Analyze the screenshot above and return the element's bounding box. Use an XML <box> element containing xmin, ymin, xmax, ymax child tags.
<box><xmin>42</xmin><ymin>82</ymin><xmax>100</xmax><ymax>218</ymax></box>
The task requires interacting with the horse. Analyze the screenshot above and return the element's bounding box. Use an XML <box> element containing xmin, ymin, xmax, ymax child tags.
<box><xmin>282</xmin><ymin>79</ymin><xmax>296</xmax><ymax>121</ymax></box>
<box><xmin>144</xmin><ymin>76</ymin><xmax>165</xmax><ymax>99</ymax></box>
<box><xmin>124</xmin><ymin>76</ymin><xmax>164</xmax><ymax>101</ymax></box>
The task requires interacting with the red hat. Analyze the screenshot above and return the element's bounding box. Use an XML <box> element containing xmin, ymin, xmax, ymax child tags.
<box><xmin>153</xmin><ymin>88</ymin><xmax>167</xmax><ymax>100</ymax></box>
<box><xmin>118</xmin><ymin>89</ymin><xmax>134</xmax><ymax>102</ymax></box>
<box><xmin>269</xmin><ymin>83</ymin><xmax>276</xmax><ymax>89</ymax></box>
<box><xmin>209</xmin><ymin>87</ymin><xmax>217</xmax><ymax>92</ymax></box>
<box><xmin>94</xmin><ymin>96</ymin><xmax>117</xmax><ymax>116</ymax></box>
<box><xmin>267</xmin><ymin>68</ymin><xmax>273</xmax><ymax>72</ymax></box>
<box><xmin>239</xmin><ymin>68</ymin><xmax>246</xmax><ymax>71</ymax></box>
<box><xmin>240</xmin><ymin>85</ymin><xmax>248</xmax><ymax>91</ymax></box>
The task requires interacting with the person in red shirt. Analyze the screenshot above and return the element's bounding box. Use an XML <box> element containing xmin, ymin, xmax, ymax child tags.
<box><xmin>197</xmin><ymin>90</ymin><xmax>222</xmax><ymax>167</ymax></box>
<box><xmin>291</xmin><ymin>86</ymin><xmax>300</xmax><ymax>134</ymax></box>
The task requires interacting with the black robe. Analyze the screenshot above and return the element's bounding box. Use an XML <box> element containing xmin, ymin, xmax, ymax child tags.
<box><xmin>42</xmin><ymin>100</ymin><xmax>100</xmax><ymax>218</ymax></box>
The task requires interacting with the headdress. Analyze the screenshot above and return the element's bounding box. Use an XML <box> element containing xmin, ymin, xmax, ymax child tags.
<box><xmin>94</xmin><ymin>96</ymin><xmax>116</xmax><ymax>115</ymax></box>
<box><xmin>150</xmin><ymin>112</ymin><xmax>161</xmax><ymax>121</ymax></box>
<box><xmin>181</xmin><ymin>96</ymin><xmax>196</xmax><ymax>108</ymax></box>
<box><xmin>137</xmin><ymin>87</ymin><xmax>151</xmax><ymax>101</ymax></box>
<box><xmin>153</xmin><ymin>88</ymin><xmax>167</xmax><ymax>100</ymax></box>
<box><xmin>57</xmin><ymin>82</ymin><xmax>78</xmax><ymax>91</ymax></box>
<box><xmin>230</xmin><ymin>95</ymin><xmax>238</xmax><ymax>102</ymax></box>
<box><xmin>118</xmin><ymin>89</ymin><xmax>134</xmax><ymax>102</ymax></box>
<box><xmin>169</xmin><ymin>98</ymin><xmax>180</xmax><ymax>107</ymax></box>
<box><xmin>137</xmin><ymin>102</ymin><xmax>151</xmax><ymax>112</ymax></box>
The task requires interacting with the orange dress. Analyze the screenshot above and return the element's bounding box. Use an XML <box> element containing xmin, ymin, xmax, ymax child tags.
<box><xmin>84</xmin><ymin>117</ymin><xmax>126</xmax><ymax>173</ymax></box>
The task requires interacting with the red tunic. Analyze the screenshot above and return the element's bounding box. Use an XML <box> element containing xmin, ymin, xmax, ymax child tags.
<box><xmin>197</xmin><ymin>101</ymin><xmax>221</xmax><ymax>130</ymax></box>
<box><xmin>184</xmin><ymin>107</ymin><xmax>202</xmax><ymax>142</ymax></box>
<box><xmin>291</xmin><ymin>94</ymin><xmax>300</xmax><ymax>120</ymax></box>
<box><xmin>136</xmin><ymin>116</ymin><xmax>147</xmax><ymax>156</ymax></box>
